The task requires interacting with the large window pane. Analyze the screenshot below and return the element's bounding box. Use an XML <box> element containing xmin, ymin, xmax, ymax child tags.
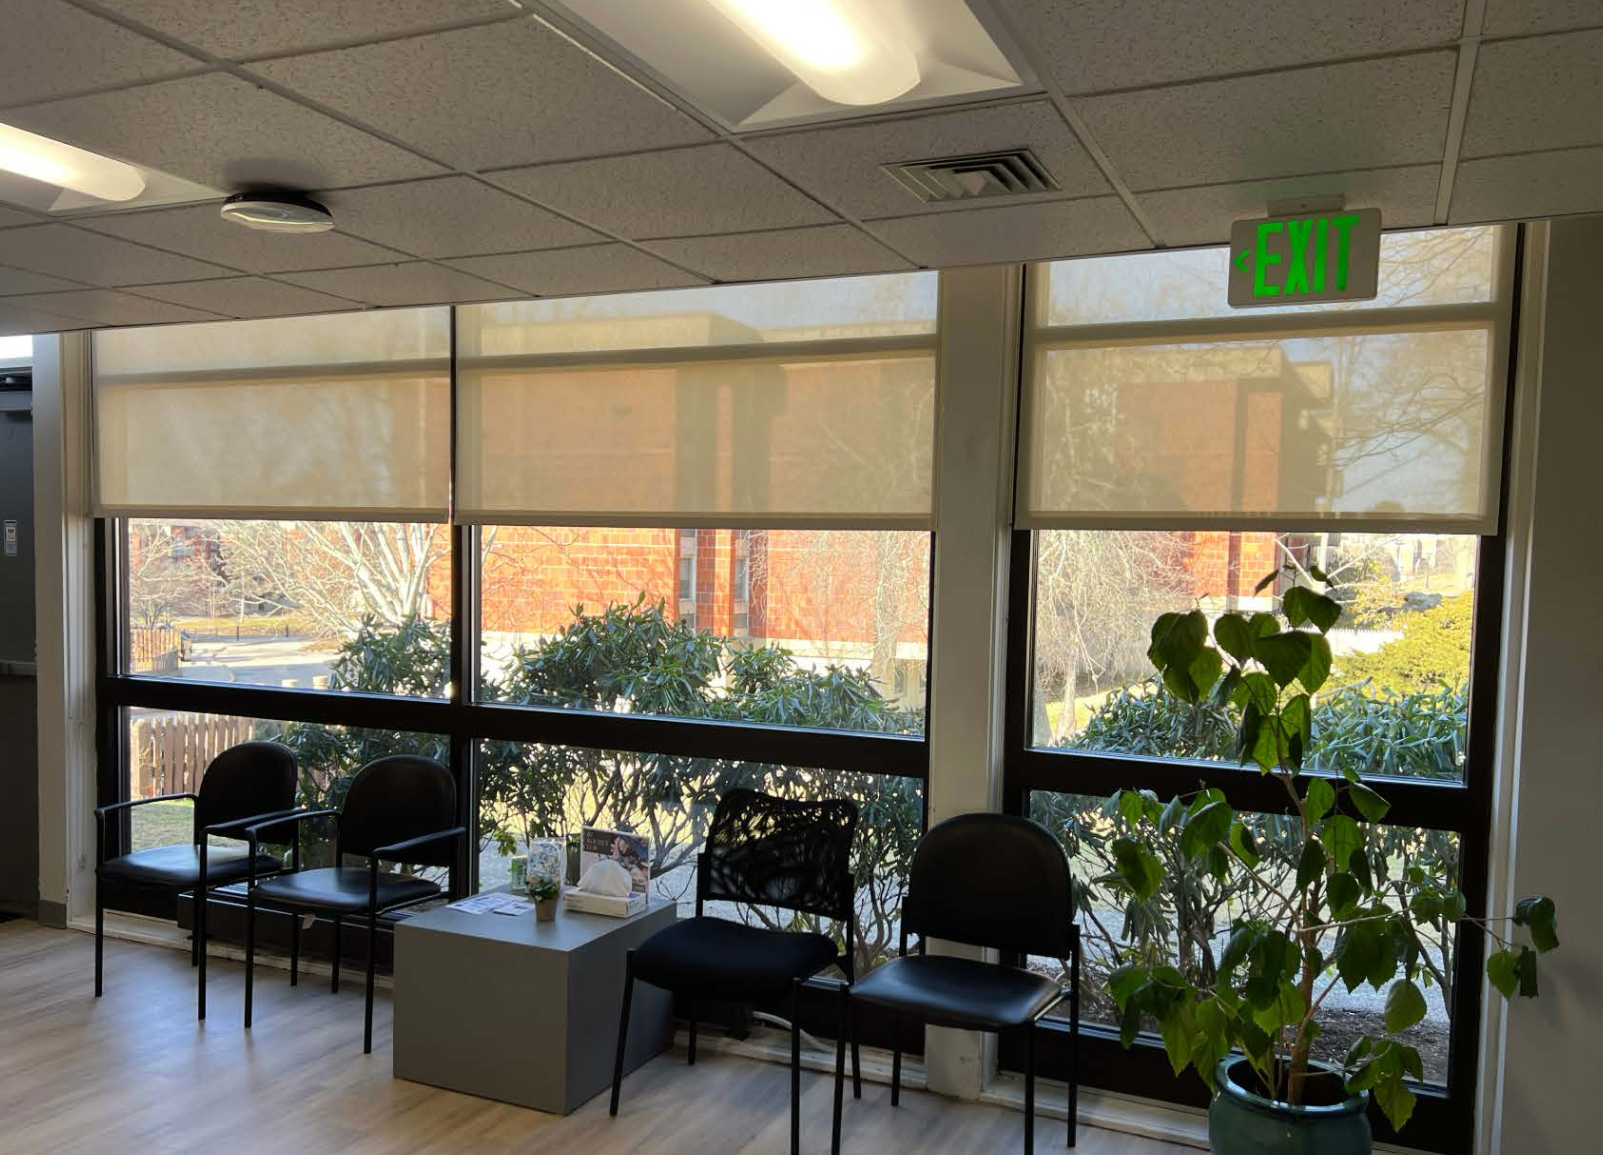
<box><xmin>477</xmin><ymin>740</ymin><xmax>921</xmax><ymax>976</ymax></box>
<box><xmin>479</xmin><ymin>526</ymin><xmax>930</xmax><ymax>733</ymax></box>
<box><xmin>1029</xmin><ymin>790</ymin><xmax>1460</xmax><ymax>1086</ymax></box>
<box><xmin>125</xmin><ymin>519</ymin><xmax>451</xmax><ymax>697</ymax></box>
<box><xmin>1030</xmin><ymin>529</ymin><xmax>1476</xmax><ymax>781</ymax></box>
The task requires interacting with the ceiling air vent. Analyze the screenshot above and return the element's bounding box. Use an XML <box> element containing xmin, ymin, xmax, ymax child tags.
<box><xmin>885</xmin><ymin>148</ymin><xmax>1059</xmax><ymax>204</ymax></box>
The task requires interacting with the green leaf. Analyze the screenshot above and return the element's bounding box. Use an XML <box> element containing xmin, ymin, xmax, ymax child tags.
<box><xmin>1374</xmin><ymin>1075</ymin><xmax>1418</xmax><ymax>1130</ymax></box>
<box><xmin>1517</xmin><ymin>946</ymin><xmax>1540</xmax><ymax>997</ymax></box>
<box><xmin>1119</xmin><ymin>998</ymin><xmax>1144</xmax><ymax>1048</ymax></box>
<box><xmin>1253</xmin><ymin>569</ymin><xmax>1280</xmax><ymax>594</ymax></box>
<box><xmin>1305</xmin><ymin>591</ymin><xmax>1342</xmax><ymax>633</ymax></box>
<box><xmin>1229</xmin><ymin>822</ymin><xmax>1260</xmax><ymax>869</ymax></box>
<box><xmin>1297</xmin><ymin>838</ymin><xmax>1327</xmax><ymax>891</ymax></box>
<box><xmin>1180</xmin><ymin>800</ymin><xmax>1234</xmax><ymax>859</ymax></box>
<box><xmin>1187</xmin><ymin>644</ymin><xmax>1225</xmax><ymax>702</ymax></box>
<box><xmin>1323</xmin><ymin>814</ymin><xmax>1363</xmax><ymax>871</ymax></box>
<box><xmin>1305</xmin><ymin>777</ymin><xmax>1336</xmax><ymax>821</ymax></box>
<box><xmin>1335</xmin><ymin>923</ymin><xmax>1381</xmax><ymax>992</ymax></box>
<box><xmin>1384</xmin><ymin>979</ymin><xmax>1428</xmax><ymax>1033</ymax></box>
<box><xmin>1345</xmin><ymin>1036</ymin><xmax>1373</xmax><ymax>1066</ymax></box>
<box><xmin>1443</xmin><ymin>891</ymin><xmax>1467</xmax><ymax>923</ymax></box>
<box><xmin>1486</xmin><ymin>949</ymin><xmax>1520</xmax><ymax>999</ymax></box>
<box><xmin>1298</xmin><ymin>634</ymin><xmax>1333</xmax><ymax>694</ymax></box>
<box><xmin>1410</xmin><ymin>890</ymin><xmax>1444</xmax><ymax>922</ymax></box>
<box><xmin>1110</xmin><ymin>837</ymin><xmax>1165</xmax><ymax>903</ymax></box>
<box><xmin>1158</xmin><ymin>795</ymin><xmax>1186</xmax><ymax>833</ymax></box>
<box><xmin>1213</xmin><ymin>613</ymin><xmax>1255</xmax><ymax>663</ymax></box>
<box><xmin>1159</xmin><ymin>1006</ymin><xmax>1195</xmax><ymax>1077</ymax></box>
<box><xmin>1282</xmin><ymin>585</ymin><xmax>1313</xmax><ymax>627</ymax></box>
<box><xmin>1349</xmin><ymin>782</ymin><xmax>1392</xmax><ymax>822</ymax></box>
<box><xmin>1220</xmin><ymin>923</ymin><xmax>1266</xmax><ymax>978</ymax></box>
<box><xmin>1255</xmin><ymin>631</ymin><xmax>1312</xmax><ymax>689</ymax></box>
<box><xmin>1239</xmin><ymin>671</ymin><xmax>1278</xmax><ymax>713</ymax></box>
<box><xmin>1118</xmin><ymin>790</ymin><xmax>1146</xmax><ymax>827</ymax></box>
<box><xmin>1281</xmin><ymin>692</ymin><xmax>1311</xmax><ymax>768</ymax></box>
<box><xmin>1327</xmin><ymin>872</ymin><xmax>1361</xmax><ymax>919</ymax></box>
<box><xmin>1514</xmin><ymin>895</ymin><xmax>1560</xmax><ymax>953</ymax></box>
<box><xmin>1107</xmin><ymin>964</ymin><xmax>1146</xmax><ymax>1008</ymax></box>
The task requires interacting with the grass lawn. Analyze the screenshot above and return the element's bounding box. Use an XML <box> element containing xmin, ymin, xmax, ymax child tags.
<box><xmin>129</xmin><ymin>800</ymin><xmax>195</xmax><ymax>852</ymax></box>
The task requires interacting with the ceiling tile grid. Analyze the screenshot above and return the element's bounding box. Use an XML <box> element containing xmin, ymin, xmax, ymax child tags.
<box><xmin>0</xmin><ymin>0</ymin><xmax>202</xmax><ymax>110</ymax></box>
<box><xmin>0</xmin><ymin>223</ymin><xmax>235</xmax><ymax>286</ymax></box>
<box><xmin>870</xmin><ymin>197</ymin><xmax>1150</xmax><ymax>267</ymax></box>
<box><xmin>1461</xmin><ymin>29</ymin><xmax>1603</xmax><ymax>158</ymax></box>
<box><xmin>128</xmin><ymin>275</ymin><xmax>363</xmax><ymax>318</ymax></box>
<box><xmin>1480</xmin><ymin>0</ymin><xmax>1603</xmax><ymax>39</ymax></box>
<box><xmin>319</xmin><ymin>177</ymin><xmax>601</xmax><ymax>258</ymax></box>
<box><xmin>1450</xmin><ymin>146</ymin><xmax>1603</xmax><ymax>223</ymax></box>
<box><xmin>77</xmin><ymin>202</ymin><xmax>407</xmax><ymax>272</ymax></box>
<box><xmin>444</xmin><ymin>244</ymin><xmax>708</xmax><ymax>298</ymax></box>
<box><xmin>0</xmin><ymin>265</ymin><xmax>85</xmax><ymax>296</ymax></box>
<box><xmin>0</xmin><ymin>287</ymin><xmax>223</xmax><ymax>326</ymax></box>
<box><xmin>247</xmin><ymin>19</ymin><xmax>714</xmax><ymax>172</ymax></box>
<box><xmin>645</xmin><ymin>225</ymin><xmax>914</xmax><ymax>281</ymax></box>
<box><xmin>0</xmin><ymin>302</ymin><xmax>92</xmax><ymax>338</ymax></box>
<box><xmin>276</xmin><ymin>261</ymin><xmax>516</xmax><ymax>307</ymax></box>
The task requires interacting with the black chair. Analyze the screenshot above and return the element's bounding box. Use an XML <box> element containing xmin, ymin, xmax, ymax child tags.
<box><xmin>241</xmin><ymin>754</ymin><xmax>465</xmax><ymax>1053</ymax></box>
<box><xmin>610</xmin><ymin>788</ymin><xmax>860</xmax><ymax>1155</ymax></box>
<box><xmin>94</xmin><ymin>741</ymin><xmax>298</xmax><ymax>1018</ymax></box>
<box><xmin>831</xmin><ymin>813</ymin><xmax>1081</xmax><ymax>1154</ymax></box>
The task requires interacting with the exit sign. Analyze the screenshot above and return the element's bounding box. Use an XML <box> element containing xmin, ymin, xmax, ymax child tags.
<box><xmin>1227</xmin><ymin>208</ymin><xmax>1381</xmax><ymax>308</ymax></box>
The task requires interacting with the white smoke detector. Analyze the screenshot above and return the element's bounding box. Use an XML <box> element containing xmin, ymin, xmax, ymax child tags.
<box><xmin>220</xmin><ymin>191</ymin><xmax>334</xmax><ymax>233</ymax></box>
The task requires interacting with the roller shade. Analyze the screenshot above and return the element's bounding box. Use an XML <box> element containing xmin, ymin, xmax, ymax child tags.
<box><xmin>455</xmin><ymin>294</ymin><xmax>936</xmax><ymax>528</ymax></box>
<box><xmin>1018</xmin><ymin>228</ymin><xmax>1512</xmax><ymax>533</ymax></box>
<box><xmin>93</xmin><ymin>309</ymin><xmax>450</xmax><ymax>521</ymax></box>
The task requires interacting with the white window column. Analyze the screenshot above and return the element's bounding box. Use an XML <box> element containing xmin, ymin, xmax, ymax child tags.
<box><xmin>922</xmin><ymin>263</ymin><xmax>1023</xmax><ymax>1097</ymax></box>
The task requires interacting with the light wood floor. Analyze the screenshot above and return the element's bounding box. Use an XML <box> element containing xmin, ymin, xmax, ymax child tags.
<box><xmin>0</xmin><ymin>921</ymin><xmax>1191</xmax><ymax>1155</ymax></box>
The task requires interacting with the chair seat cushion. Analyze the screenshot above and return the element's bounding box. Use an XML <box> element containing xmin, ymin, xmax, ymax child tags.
<box><xmin>633</xmin><ymin>916</ymin><xmax>837</xmax><ymax>1000</ymax></box>
<box><xmin>850</xmin><ymin>954</ymin><xmax>1064</xmax><ymax>1030</ymax></box>
<box><xmin>100</xmin><ymin>843</ymin><xmax>281</xmax><ymax>889</ymax></box>
<box><xmin>252</xmin><ymin>867</ymin><xmax>441</xmax><ymax>914</ymax></box>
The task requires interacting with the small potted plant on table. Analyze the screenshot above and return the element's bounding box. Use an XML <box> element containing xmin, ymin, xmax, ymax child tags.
<box><xmin>528</xmin><ymin>872</ymin><xmax>561</xmax><ymax>922</ymax></box>
<box><xmin>1103</xmin><ymin>567</ymin><xmax>1559</xmax><ymax>1153</ymax></box>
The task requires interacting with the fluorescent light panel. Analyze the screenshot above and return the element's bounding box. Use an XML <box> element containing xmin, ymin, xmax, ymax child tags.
<box><xmin>706</xmin><ymin>0</ymin><xmax>921</xmax><ymax>106</ymax></box>
<box><xmin>0</xmin><ymin>122</ymin><xmax>144</xmax><ymax>202</ymax></box>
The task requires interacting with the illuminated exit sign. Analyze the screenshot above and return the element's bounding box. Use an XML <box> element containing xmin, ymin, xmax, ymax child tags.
<box><xmin>1227</xmin><ymin>207</ymin><xmax>1381</xmax><ymax>308</ymax></box>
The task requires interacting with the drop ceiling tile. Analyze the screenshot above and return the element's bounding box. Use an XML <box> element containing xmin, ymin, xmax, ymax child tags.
<box><xmin>1483</xmin><ymin>0</ymin><xmax>1603</xmax><ymax>38</ymax></box>
<box><xmin>1077</xmin><ymin>53</ymin><xmax>1456</xmax><ymax>191</ymax></box>
<box><xmin>1450</xmin><ymin>146</ymin><xmax>1603</xmax><ymax>223</ymax></box>
<box><xmin>277</xmin><ymin>262</ymin><xmax>511</xmax><ymax>306</ymax></box>
<box><xmin>444</xmin><ymin>244</ymin><xmax>707</xmax><ymax>297</ymax></box>
<box><xmin>0</xmin><ymin>303</ymin><xmax>91</xmax><ymax>337</ymax></box>
<box><xmin>97</xmin><ymin>0</ymin><xmax>521</xmax><ymax>60</ymax></box>
<box><xmin>79</xmin><ymin>203</ymin><xmax>404</xmax><ymax>273</ymax></box>
<box><xmin>0</xmin><ymin>205</ymin><xmax>42</xmax><ymax>229</ymax></box>
<box><xmin>744</xmin><ymin>101</ymin><xmax>1107</xmax><ymax>220</ymax></box>
<box><xmin>869</xmin><ymin>198</ymin><xmax>1149</xmax><ymax>267</ymax></box>
<box><xmin>0</xmin><ymin>0</ymin><xmax>200</xmax><ymax>110</ymax></box>
<box><xmin>0</xmin><ymin>265</ymin><xmax>84</xmax><ymax>295</ymax></box>
<box><xmin>251</xmin><ymin>20</ymin><xmax>713</xmax><ymax>171</ymax></box>
<box><xmin>4</xmin><ymin>73</ymin><xmax>442</xmax><ymax>193</ymax></box>
<box><xmin>2</xmin><ymin>289</ymin><xmax>222</xmax><ymax>326</ymax></box>
<box><xmin>320</xmin><ymin>177</ymin><xmax>599</xmax><ymax>258</ymax></box>
<box><xmin>646</xmin><ymin>225</ymin><xmax>912</xmax><ymax>281</ymax></box>
<box><xmin>1462</xmin><ymin>31</ymin><xmax>1603</xmax><ymax>158</ymax></box>
<box><xmin>130</xmin><ymin>276</ymin><xmax>361</xmax><ymax>318</ymax></box>
<box><xmin>1138</xmin><ymin>166</ymin><xmax>1441</xmax><ymax>247</ymax></box>
<box><xmin>1003</xmin><ymin>0</ymin><xmax>1462</xmax><ymax>95</ymax></box>
<box><xmin>490</xmin><ymin>145</ymin><xmax>838</xmax><ymax>239</ymax></box>
<box><xmin>0</xmin><ymin>224</ymin><xmax>234</xmax><ymax>286</ymax></box>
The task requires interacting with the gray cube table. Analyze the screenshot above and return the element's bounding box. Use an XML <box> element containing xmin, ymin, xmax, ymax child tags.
<box><xmin>393</xmin><ymin>896</ymin><xmax>676</xmax><ymax>1115</ymax></box>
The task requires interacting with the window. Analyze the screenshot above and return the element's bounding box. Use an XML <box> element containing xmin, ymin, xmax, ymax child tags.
<box><xmin>123</xmin><ymin>519</ymin><xmax>451</xmax><ymax>696</ymax></box>
<box><xmin>1006</xmin><ymin>226</ymin><xmax>1515</xmax><ymax>1151</ymax></box>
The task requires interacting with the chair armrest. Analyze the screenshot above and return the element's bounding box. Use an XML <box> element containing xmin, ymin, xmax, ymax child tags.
<box><xmin>204</xmin><ymin>806</ymin><xmax>304</xmax><ymax>840</ymax></box>
<box><xmin>373</xmin><ymin>826</ymin><xmax>467</xmax><ymax>860</ymax></box>
<box><xmin>95</xmin><ymin>793</ymin><xmax>197</xmax><ymax>818</ymax></box>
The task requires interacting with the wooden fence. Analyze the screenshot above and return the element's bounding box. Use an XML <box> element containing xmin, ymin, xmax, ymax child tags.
<box><xmin>129</xmin><ymin>625</ymin><xmax>181</xmax><ymax>673</ymax></box>
<box><xmin>130</xmin><ymin>713</ymin><xmax>256</xmax><ymax>798</ymax></box>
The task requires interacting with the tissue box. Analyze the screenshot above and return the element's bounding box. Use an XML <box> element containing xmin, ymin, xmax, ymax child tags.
<box><xmin>562</xmin><ymin>887</ymin><xmax>647</xmax><ymax>918</ymax></box>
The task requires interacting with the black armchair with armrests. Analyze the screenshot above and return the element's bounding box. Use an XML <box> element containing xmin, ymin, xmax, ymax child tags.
<box><xmin>93</xmin><ymin>741</ymin><xmax>299</xmax><ymax>1019</ymax></box>
<box><xmin>831</xmin><ymin>812</ymin><xmax>1081</xmax><ymax>1154</ymax></box>
<box><xmin>240</xmin><ymin>754</ymin><xmax>465</xmax><ymax>1053</ymax></box>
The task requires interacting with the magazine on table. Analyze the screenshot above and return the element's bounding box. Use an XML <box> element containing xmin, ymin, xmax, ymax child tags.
<box><xmin>566</xmin><ymin>826</ymin><xmax>652</xmax><ymax>916</ymax></box>
<box><xmin>578</xmin><ymin>826</ymin><xmax>651</xmax><ymax>894</ymax></box>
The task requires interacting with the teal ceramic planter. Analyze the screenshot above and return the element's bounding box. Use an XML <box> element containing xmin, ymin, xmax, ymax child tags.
<box><xmin>1208</xmin><ymin>1058</ymin><xmax>1371</xmax><ymax>1155</ymax></box>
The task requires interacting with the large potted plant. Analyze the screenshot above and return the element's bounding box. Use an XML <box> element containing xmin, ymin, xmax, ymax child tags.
<box><xmin>1104</xmin><ymin>567</ymin><xmax>1559</xmax><ymax>1153</ymax></box>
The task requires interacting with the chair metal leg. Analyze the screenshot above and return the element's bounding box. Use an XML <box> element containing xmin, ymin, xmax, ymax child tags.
<box><xmin>364</xmin><ymin>908</ymin><xmax>378</xmax><ymax>1054</ymax></box>
<box><xmin>243</xmin><ymin>887</ymin><xmax>257</xmax><ymax>1029</ymax></box>
<box><xmin>290</xmin><ymin>910</ymin><xmax>300</xmax><ymax>987</ymax></box>
<box><xmin>890</xmin><ymin>1016</ymin><xmax>902</xmax><ymax>1107</ymax></box>
<box><xmin>196</xmin><ymin>886</ymin><xmax>208</xmax><ymax>1020</ymax></box>
<box><xmin>93</xmin><ymin>884</ymin><xmax>104</xmax><ymax>998</ymax></box>
<box><xmin>1024</xmin><ymin>1021</ymin><xmax>1036</xmax><ymax>1155</ymax></box>
<box><xmin>790</xmin><ymin>979</ymin><xmax>802</xmax><ymax>1155</ymax></box>
<box><xmin>832</xmin><ymin>982</ymin><xmax>848</xmax><ymax>1155</ymax></box>
<box><xmin>610</xmin><ymin>950</ymin><xmax>635</xmax><ymax>1117</ymax></box>
<box><xmin>687</xmin><ymin>1000</ymin><xmax>697</xmax><ymax>1066</ymax></box>
<box><xmin>1068</xmin><ymin>961</ymin><xmax>1080</xmax><ymax>1147</ymax></box>
<box><xmin>850</xmin><ymin>996</ymin><xmax>862</xmax><ymax>1100</ymax></box>
<box><xmin>190</xmin><ymin>899</ymin><xmax>200</xmax><ymax>966</ymax></box>
<box><xmin>330</xmin><ymin>914</ymin><xmax>341</xmax><ymax>993</ymax></box>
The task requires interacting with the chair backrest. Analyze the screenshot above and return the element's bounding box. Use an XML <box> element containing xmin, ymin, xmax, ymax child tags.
<box><xmin>901</xmin><ymin>813</ymin><xmax>1074</xmax><ymax>959</ymax></box>
<box><xmin>338</xmin><ymin>755</ymin><xmax>456</xmax><ymax>867</ymax></box>
<box><xmin>699</xmin><ymin>788</ymin><xmax>857</xmax><ymax>922</ymax></box>
<box><xmin>194</xmin><ymin>742</ymin><xmax>298</xmax><ymax>837</ymax></box>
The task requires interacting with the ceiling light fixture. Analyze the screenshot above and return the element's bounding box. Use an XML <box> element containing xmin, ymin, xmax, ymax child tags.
<box><xmin>0</xmin><ymin>122</ymin><xmax>145</xmax><ymax>202</ymax></box>
<box><xmin>219</xmin><ymin>191</ymin><xmax>335</xmax><ymax>233</ymax></box>
<box><xmin>705</xmin><ymin>0</ymin><xmax>920</xmax><ymax>105</ymax></box>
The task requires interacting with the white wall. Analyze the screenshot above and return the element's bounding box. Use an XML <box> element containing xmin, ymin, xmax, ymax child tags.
<box><xmin>1489</xmin><ymin>216</ymin><xmax>1603</xmax><ymax>1153</ymax></box>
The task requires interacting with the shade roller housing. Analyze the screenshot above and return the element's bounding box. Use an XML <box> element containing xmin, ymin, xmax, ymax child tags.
<box><xmin>93</xmin><ymin>308</ymin><xmax>451</xmax><ymax>521</ymax></box>
<box><xmin>455</xmin><ymin>289</ymin><xmax>937</xmax><ymax>528</ymax></box>
<box><xmin>1017</xmin><ymin>226</ymin><xmax>1513</xmax><ymax>533</ymax></box>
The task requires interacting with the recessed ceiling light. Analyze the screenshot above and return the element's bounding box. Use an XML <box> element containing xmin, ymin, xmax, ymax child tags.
<box><xmin>706</xmin><ymin>0</ymin><xmax>920</xmax><ymax>106</ymax></box>
<box><xmin>220</xmin><ymin>191</ymin><xmax>335</xmax><ymax>233</ymax></box>
<box><xmin>0</xmin><ymin>122</ymin><xmax>145</xmax><ymax>202</ymax></box>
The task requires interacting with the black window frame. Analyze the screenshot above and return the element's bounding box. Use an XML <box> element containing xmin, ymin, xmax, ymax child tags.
<box><xmin>997</xmin><ymin>226</ymin><xmax>1526</xmax><ymax>1155</ymax></box>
